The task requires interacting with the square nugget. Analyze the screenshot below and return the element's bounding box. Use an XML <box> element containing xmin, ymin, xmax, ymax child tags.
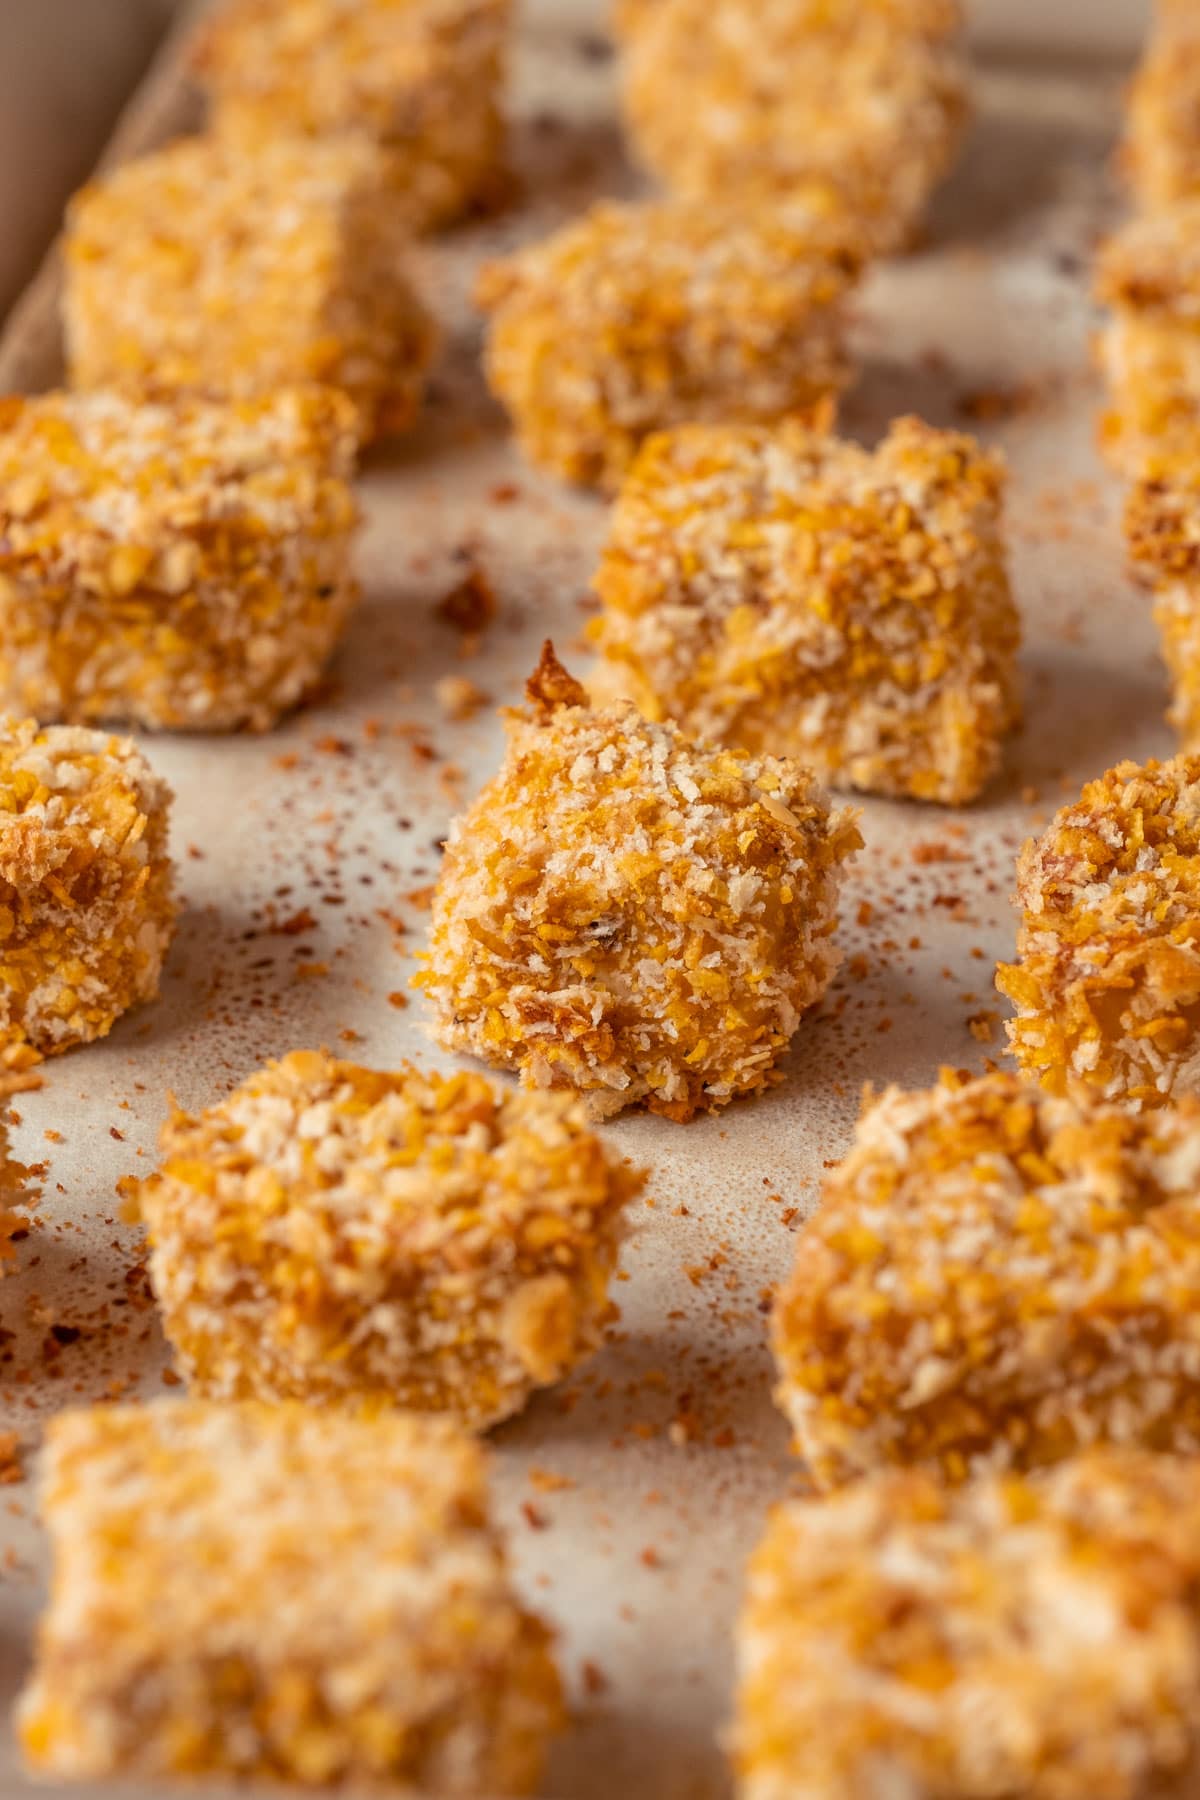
<box><xmin>1122</xmin><ymin>10</ymin><xmax>1200</xmax><ymax>209</ymax></box>
<box><xmin>1127</xmin><ymin>451</ymin><xmax>1200</xmax><ymax>750</ymax></box>
<box><xmin>0</xmin><ymin>718</ymin><xmax>174</xmax><ymax>1064</ymax></box>
<box><xmin>591</xmin><ymin>417</ymin><xmax>1018</xmax><ymax>803</ymax></box>
<box><xmin>135</xmin><ymin>1051</ymin><xmax>643</xmax><ymax>1429</ymax></box>
<box><xmin>773</xmin><ymin>1070</ymin><xmax>1200</xmax><ymax>1489</ymax></box>
<box><xmin>64</xmin><ymin>134</ymin><xmax>436</xmax><ymax>444</ymax></box>
<box><xmin>18</xmin><ymin>1401</ymin><xmax>564</xmax><ymax>1790</ymax></box>
<box><xmin>194</xmin><ymin>0</ymin><xmax>512</xmax><ymax>230</ymax></box>
<box><xmin>997</xmin><ymin>753</ymin><xmax>1200</xmax><ymax>1107</ymax></box>
<box><xmin>733</xmin><ymin>1450</ymin><xmax>1200</xmax><ymax>1800</ymax></box>
<box><xmin>1096</xmin><ymin>204</ymin><xmax>1200</xmax><ymax>472</ymax></box>
<box><xmin>477</xmin><ymin>196</ymin><xmax>864</xmax><ymax>491</ymax></box>
<box><xmin>0</xmin><ymin>388</ymin><xmax>360</xmax><ymax>732</ymax></box>
<box><xmin>621</xmin><ymin>0</ymin><xmax>969</xmax><ymax>255</ymax></box>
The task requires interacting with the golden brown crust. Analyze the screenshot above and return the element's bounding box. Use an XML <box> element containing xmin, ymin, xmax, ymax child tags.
<box><xmin>774</xmin><ymin>1070</ymin><xmax>1200</xmax><ymax>1488</ymax></box>
<box><xmin>734</xmin><ymin>1450</ymin><xmax>1200</xmax><ymax>1800</ymax></box>
<box><xmin>417</xmin><ymin>653</ymin><xmax>861</xmax><ymax>1119</ymax></box>
<box><xmin>136</xmin><ymin>1051</ymin><xmax>642</xmax><ymax>1428</ymax></box>
<box><xmin>590</xmin><ymin>416</ymin><xmax>1018</xmax><ymax>804</ymax></box>
<box><xmin>997</xmin><ymin>753</ymin><xmax>1200</xmax><ymax>1106</ymax></box>
<box><xmin>0</xmin><ymin>389</ymin><xmax>360</xmax><ymax>732</ymax></box>
<box><xmin>478</xmin><ymin>196</ymin><xmax>863</xmax><ymax>490</ymax></box>
<box><xmin>18</xmin><ymin>1401</ymin><xmax>564</xmax><ymax>1790</ymax></box>
<box><xmin>64</xmin><ymin>134</ymin><xmax>436</xmax><ymax>441</ymax></box>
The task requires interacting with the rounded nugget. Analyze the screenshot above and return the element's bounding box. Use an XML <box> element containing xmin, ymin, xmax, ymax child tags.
<box><xmin>773</xmin><ymin>1071</ymin><xmax>1200</xmax><ymax>1489</ymax></box>
<box><xmin>477</xmin><ymin>197</ymin><xmax>863</xmax><ymax>491</ymax></box>
<box><xmin>997</xmin><ymin>753</ymin><xmax>1200</xmax><ymax>1106</ymax></box>
<box><xmin>734</xmin><ymin>1451</ymin><xmax>1200</xmax><ymax>1800</ymax></box>
<box><xmin>0</xmin><ymin>719</ymin><xmax>174</xmax><ymax>1066</ymax></box>
<box><xmin>135</xmin><ymin>1051</ymin><xmax>643</xmax><ymax>1429</ymax></box>
<box><xmin>417</xmin><ymin>645</ymin><xmax>861</xmax><ymax>1120</ymax></box>
<box><xmin>621</xmin><ymin>0</ymin><xmax>969</xmax><ymax>255</ymax></box>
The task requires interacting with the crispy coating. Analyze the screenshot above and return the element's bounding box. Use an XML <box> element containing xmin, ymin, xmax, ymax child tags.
<box><xmin>0</xmin><ymin>718</ymin><xmax>174</xmax><ymax>1064</ymax></box>
<box><xmin>194</xmin><ymin>0</ymin><xmax>511</xmax><ymax>230</ymax></box>
<box><xmin>135</xmin><ymin>1051</ymin><xmax>642</xmax><ymax>1429</ymax></box>
<box><xmin>1095</xmin><ymin>204</ymin><xmax>1200</xmax><ymax>472</ymax></box>
<box><xmin>1128</xmin><ymin>452</ymin><xmax>1200</xmax><ymax>749</ymax></box>
<box><xmin>64</xmin><ymin>134</ymin><xmax>435</xmax><ymax>443</ymax></box>
<box><xmin>17</xmin><ymin>1401</ymin><xmax>563</xmax><ymax>1791</ymax></box>
<box><xmin>733</xmin><ymin>1450</ymin><xmax>1200</xmax><ymax>1800</ymax></box>
<box><xmin>0</xmin><ymin>389</ymin><xmax>359</xmax><ymax>733</ymax></box>
<box><xmin>590</xmin><ymin>417</ymin><xmax>1018</xmax><ymax>804</ymax></box>
<box><xmin>621</xmin><ymin>0</ymin><xmax>969</xmax><ymax>255</ymax></box>
<box><xmin>417</xmin><ymin>645</ymin><xmax>861</xmax><ymax>1120</ymax></box>
<box><xmin>1122</xmin><ymin>9</ymin><xmax>1200</xmax><ymax>209</ymax></box>
<box><xmin>477</xmin><ymin>198</ymin><xmax>863</xmax><ymax>491</ymax></box>
<box><xmin>997</xmin><ymin>754</ymin><xmax>1200</xmax><ymax>1107</ymax></box>
<box><xmin>773</xmin><ymin>1071</ymin><xmax>1200</xmax><ymax>1489</ymax></box>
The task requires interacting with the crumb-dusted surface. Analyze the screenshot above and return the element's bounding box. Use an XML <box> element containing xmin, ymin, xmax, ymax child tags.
<box><xmin>1096</xmin><ymin>203</ymin><xmax>1200</xmax><ymax>472</ymax></box>
<box><xmin>620</xmin><ymin>0</ymin><xmax>969</xmax><ymax>254</ymax></box>
<box><xmin>136</xmin><ymin>1051</ymin><xmax>642</xmax><ymax>1428</ymax></box>
<box><xmin>64</xmin><ymin>133</ymin><xmax>436</xmax><ymax>442</ymax></box>
<box><xmin>0</xmin><ymin>718</ymin><xmax>174</xmax><ymax>1063</ymax></box>
<box><xmin>773</xmin><ymin>1070</ymin><xmax>1200</xmax><ymax>1488</ymax></box>
<box><xmin>418</xmin><ymin>647</ymin><xmax>861</xmax><ymax>1120</ymax></box>
<box><xmin>17</xmin><ymin>1401</ymin><xmax>564</xmax><ymax>1791</ymax></box>
<box><xmin>733</xmin><ymin>1449</ymin><xmax>1200</xmax><ymax>1800</ymax></box>
<box><xmin>998</xmin><ymin>754</ymin><xmax>1200</xmax><ymax>1107</ymax></box>
<box><xmin>1128</xmin><ymin>451</ymin><xmax>1200</xmax><ymax>749</ymax></box>
<box><xmin>1122</xmin><ymin>10</ymin><xmax>1200</xmax><ymax>209</ymax></box>
<box><xmin>591</xmin><ymin>417</ymin><xmax>1019</xmax><ymax>805</ymax></box>
<box><xmin>195</xmin><ymin>0</ymin><xmax>512</xmax><ymax>231</ymax></box>
<box><xmin>477</xmin><ymin>197</ymin><xmax>863</xmax><ymax>491</ymax></box>
<box><xmin>0</xmin><ymin>388</ymin><xmax>360</xmax><ymax>733</ymax></box>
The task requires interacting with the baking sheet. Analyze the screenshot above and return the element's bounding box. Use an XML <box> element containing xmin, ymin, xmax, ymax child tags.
<box><xmin>0</xmin><ymin>7</ymin><xmax>1154</xmax><ymax>1797</ymax></box>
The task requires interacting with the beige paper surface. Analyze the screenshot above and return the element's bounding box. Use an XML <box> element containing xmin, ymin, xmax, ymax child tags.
<box><xmin>0</xmin><ymin>7</ymin><xmax>1156</xmax><ymax>1797</ymax></box>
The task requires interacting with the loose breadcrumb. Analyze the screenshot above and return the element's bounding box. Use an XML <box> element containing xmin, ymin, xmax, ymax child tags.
<box><xmin>773</xmin><ymin>1070</ymin><xmax>1200</xmax><ymax>1488</ymax></box>
<box><xmin>1096</xmin><ymin>204</ymin><xmax>1200</xmax><ymax>472</ymax></box>
<box><xmin>0</xmin><ymin>388</ymin><xmax>360</xmax><ymax>732</ymax></box>
<box><xmin>416</xmin><ymin>644</ymin><xmax>861</xmax><ymax>1120</ymax></box>
<box><xmin>0</xmin><ymin>718</ymin><xmax>174</xmax><ymax>1062</ymax></box>
<box><xmin>18</xmin><ymin>1401</ymin><xmax>563</xmax><ymax>1790</ymax></box>
<box><xmin>477</xmin><ymin>197</ymin><xmax>863</xmax><ymax>491</ymax></box>
<box><xmin>621</xmin><ymin>0</ymin><xmax>969</xmax><ymax>255</ymax></box>
<box><xmin>135</xmin><ymin>1051</ymin><xmax>642</xmax><ymax>1429</ymax></box>
<box><xmin>194</xmin><ymin>0</ymin><xmax>512</xmax><ymax>230</ymax></box>
<box><xmin>1127</xmin><ymin>452</ymin><xmax>1200</xmax><ymax>749</ymax></box>
<box><xmin>590</xmin><ymin>417</ymin><xmax>1018</xmax><ymax>804</ymax></box>
<box><xmin>997</xmin><ymin>753</ymin><xmax>1200</xmax><ymax>1107</ymax></box>
<box><xmin>64</xmin><ymin>134</ymin><xmax>435</xmax><ymax>443</ymax></box>
<box><xmin>734</xmin><ymin>1449</ymin><xmax>1200</xmax><ymax>1800</ymax></box>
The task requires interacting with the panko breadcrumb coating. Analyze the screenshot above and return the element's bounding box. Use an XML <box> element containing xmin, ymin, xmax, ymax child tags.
<box><xmin>0</xmin><ymin>719</ymin><xmax>174</xmax><ymax>1065</ymax></box>
<box><xmin>18</xmin><ymin>1402</ymin><xmax>563</xmax><ymax>1791</ymax></box>
<box><xmin>997</xmin><ymin>754</ymin><xmax>1200</xmax><ymax>1107</ymax></box>
<box><xmin>0</xmin><ymin>389</ymin><xmax>359</xmax><ymax>733</ymax></box>
<box><xmin>773</xmin><ymin>1071</ymin><xmax>1200</xmax><ymax>1489</ymax></box>
<box><xmin>621</xmin><ymin>0</ymin><xmax>969</xmax><ymax>255</ymax></box>
<box><xmin>1122</xmin><ymin>9</ymin><xmax>1200</xmax><ymax>210</ymax></box>
<box><xmin>477</xmin><ymin>197</ymin><xmax>863</xmax><ymax>491</ymax></box>
<box><xmin>1127</xmin><ymin>452</ymin><xmax>1200</xmax><ymax>749</ymax></box>
<box><xmin>1096</xmin><ymin>204</ymin><xmax>1200</xmax><ymax>472</ymax></box>
<box><xmin>590</xmin><ymin>417</ymin><xmax>1018</xmax><ymax>804</ymax></box>
<box><xmin>417</xmin><ymin>645</ymin><xmax>861</xmax><ymax>1120</ymax></box>
<box><xmin>135</xmin><ymin>1051</ymin><xmax>642</xmax><ymax>1429</ymax></box>
<box><xmin>195</xmin><ymin>0</ymin><xmax>511</xmax><ymax>230</ymax></box>
<box><xmin>64</xmin><ymin>134</ymin><xmax>435</xmax><ymax>443</ymax></box>
<box><xmin>733</xmin><ymin>1450</ymin><xmax>1200</xmax><ymax>1800</ymax></box>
